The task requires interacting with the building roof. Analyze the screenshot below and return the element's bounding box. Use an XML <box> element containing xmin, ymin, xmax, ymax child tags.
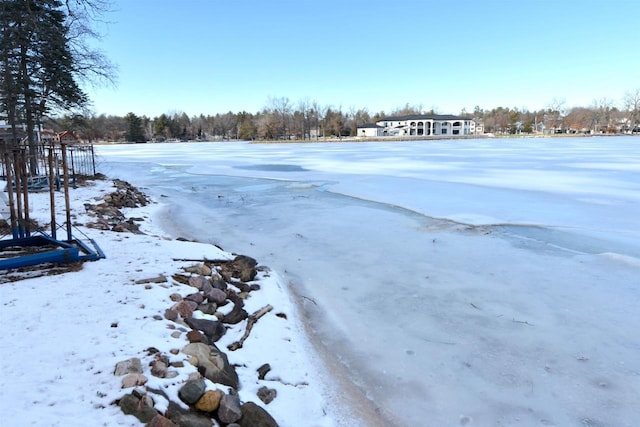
<box><xmin>379</xmin><ymin>114</ymin><xmax>468</xmax><ymax>122</ymax></box>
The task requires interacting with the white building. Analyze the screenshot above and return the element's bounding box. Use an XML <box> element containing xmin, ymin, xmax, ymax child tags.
<box><xmin>358</xmin><ymin>114</ymin><xmax>476</xmax><ymax>137</ymax></box>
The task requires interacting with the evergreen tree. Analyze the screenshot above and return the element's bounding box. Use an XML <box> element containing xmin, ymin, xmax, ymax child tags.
<box><xmin>124</xmin><ymin>112</ymin><xmax>145</xmax><ymax>142</ymax></box>
<box><xmin>1</xmin><ymin>0</ymin><xmax>111</xmax><ymax>171</ymax></box>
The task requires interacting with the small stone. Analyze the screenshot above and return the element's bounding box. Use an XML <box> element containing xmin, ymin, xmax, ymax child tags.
<box><xmin>218</xmin><ymin>393</ymin><xmax>242</xmax><ymax>424</ymax></box>
<box><xmin>195</xmin><ymin>389</ymin><xmax>223</xmax><ymax>412</ymax></box>
<box><xmin>172</xmin><ymin>300</ymin><xmax>194</xmax><ymax>319</ymax></box>
<box><xmin>152</xmin><ymin>314</ymin><xmax>162</xmax><ymax>320</ymax></box>
<box><xmin>211</xmin><ymin>277</ymin><xmax>227</xmax><ymax>290</ymax></box>
<box><xmin>197</xmin><ymin>302</ymin><xmax>218</xmax><ymax>315</ymax></box>
<box><xmin>170</xmin><ymin>349</ymin><xmax>180</xmax><ymax>355</ymax></box>
<box><xmin>150</xmin><ymin>360</ymin><xmax>168</xmax><ymax>378</ymax></box>
<box><xmin>164</xmin><ymin>309</ymin><xmax>178</xmax><ymax>321</ymax></box>
<box><xmin>118</xmin><ymin>393</ymin><xmax>157</xmax><ymax>423</ymax></box>
<box><xmin>257</xmin><ymin>363</ymin><xmax>271</xmax><ymax>380</ymax></box>
<box><xmin>185</xmin><ymin>317</ymin><xmax>226</xmax><ymax>342</ymax></box>
<box><xmin>187</xmin><ymin>330</ymin><xmax>205</xmax><ymax>343</ymax></box>
<box><xmin>185</xmin><ymin>292</ymin><xmax>205</xmax><ymax>305</ymax></box>
<box><xmin>188</xmin><ymin>275</ymin><xmax>205</xmax><ymax>290</ymax></box>
<box><xmin>206</xmin><ymin>288</ymin><xmax>227</xmax><ymax>304</ymax></box>
<box><xmin>178</xmin><ymin>378</ymin><xmax>206</xmax><ymax>405</ymax></box>
<box><xmin>114</xmin><ymin>358</ymin><xmax>142</xmax><ymax>376</ymax></box>
<box><xmin>121</xmin><ymin>373</ymin><xmax>148</xmax><ymax>388</ymax></box>
<box><xmin>257</xmin><ymin>386</ymin><xmax>277</xmax><ymax>404</ymax></box>
<box><xmin>169</xmin><ymin>293</ymin><xmax>183</xmax><ymax>302</ymax></box>
<box><xmin>171</xmin><ymin>331</ymin><xmax>182</xmax><ymax>338</ymax></box>
<box><xmin>223</xmin><ymin>303</ymin><xmax>248</xmax><ymax>325</ymax></box>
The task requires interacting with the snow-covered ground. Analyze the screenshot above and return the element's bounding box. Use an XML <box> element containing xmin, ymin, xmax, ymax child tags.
<box><xmin>93</xmin><ymin>137</ymin><xmax>640</xmax><ymax>427</ymax></box>
<box><xmin>0</xmin><ymin>179</ymin><xmax>352</xmax><ymax>426</ymax></box>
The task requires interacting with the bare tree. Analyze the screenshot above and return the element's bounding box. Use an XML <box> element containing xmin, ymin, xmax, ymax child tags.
<box><xmin>623</xmin><ymin>89</ymin><xmax>640</xmax><ymax>133</ymax></box>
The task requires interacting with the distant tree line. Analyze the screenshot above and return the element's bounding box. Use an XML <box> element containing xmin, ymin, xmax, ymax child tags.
<box><xmin>36</xmin><ymin>90</ymin><xmax>640</xmax><ymax>142</ymax></box>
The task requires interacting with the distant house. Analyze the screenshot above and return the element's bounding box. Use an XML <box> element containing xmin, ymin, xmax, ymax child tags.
<box><xmin>358</xmin><ymin>114</ymin><xmax>476</xmax><ymax>137</ymax></box>
<box><xmin>39</xmin><ymin>129</ymin><xmax>56</xmax><ymax>144</ymax></box>
<box><xmin>358</xmin><ymin>123</ymin><xmax>383</xmax><ymax>137</ymax></box>
<box><xmin>56</xmin><ymin>131</ymin><xmax>80</xmax><ymax>144</ymax></box>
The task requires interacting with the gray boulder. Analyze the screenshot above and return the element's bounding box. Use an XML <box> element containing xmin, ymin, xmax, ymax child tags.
<box><xmin>182</xmin><ymin>343</ymin><xmax>239</xmax><ymax>389</ymax></box>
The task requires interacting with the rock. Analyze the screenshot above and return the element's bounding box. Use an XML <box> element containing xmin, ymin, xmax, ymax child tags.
<box><xmin>185</xmin><ymin>292</ymin><xmax>205</xmax><ymax>305</ymax></box>
<box><xmin>239</xmin><ymin>401</ymin><xmax>279</xmax><ymax>427</ymax></box>
<box><xmin>166</xmin><ymin>401</ymin><xmax>213</xmax><ymax>427</ymax></box>
<box><xmin>184</xmin><ymin>264</ymin><xmax>212</xmax><ymax>276</ymax></box>
<box><xmin>197</xmin><ymin>302</ymin><xmax>218</xmax><ymax>315</ymax></box>
<box><xmin>150</xmin><ymin>360</ymin><xmax>168</xmax><ymax>378</ymax></box>
<box><xmin>164</xmin><ymin>309</ymin><xmax>178</xmax><ymax>321</ymax></box>
<box><xmin>195</xmin><ymin>389</ymin><xmax>223</xmax><ymax>412</ymax></box>
<box><xmin>257</xmin><ymin>386</ymin><xmax>277</xmax><ymax>404</ymax></box>
<box><xmin>218</xmin><ymin>393</ymin><xmax>242</xmax><ymax>424</ymax></box>
<box><xmin>205</xmin><ymin>288</ymin><xmax>227</xmax><ymax>304</ymax></box>
<box><xmin>169</xmin><ymin>293</ymin><xmax>183</xmax><ymax>302</ymax></box>
<box><xmin>257</xmin><ymin>363</ymin><xmax>271</xmax><ymax>380</ymax></box>
<box><xmin>232</xmin><ymin>255</ymin><xmax>257</xmax><ymax>277</ymax></box>
<box><xmin>117</xmin><ymin>393</ymin><xmax>157</xmax><ymax>423</ymax></box>
<box><xmin>188</xmin><ymin>275</ymin><xmax>206</xmax><ymax>290</ymax></box>
<box><xmin>147</xmin><ymin>415</ymin><xmax>178</xmax><ymax>427</ymax></box>
<box><xmin>186</xmin><ymin>330</ymin><xmax>205</xmax><ymax>343</ymax></box>
<box><xmin>211</xmin><ymin>277</ymin><xmax>227</xmax><ymax>291</ymax></box>
<box><xmin>172</xmin><ymin>300</ymin><xmax>194</xmax><ymax>319</ymax></box>
<box><xmin>182</xmin><ymin>343</ymin><xmax>239</xmax><ymax>389</ymax></box>
<box><xmin>121</xmin><ymin>373</ymin><xmax>148</xmax><ymax>388</ymax></box>
<box><xmin>185</xmin><ymin>317</ymin><xmax>226</xmax><ymax>342</ymax></box>
<box><xmin>222</xmin><ymin>296</ymin><xmax>248</xmax><ymax>325</ymax></box>
<box><xmin>178</xmin><ymin>378</ymin><xmax>206</xmax><ymax>405</ymax></box>
<box><xmin>114</xmin><ymin>357</ymin><xmax>142</xmax><ymax>376</ymax></box>
<box><xmin>201</xmin><ymin>280</ymin><xmax>214</xmax><ymax>294</ymax></box>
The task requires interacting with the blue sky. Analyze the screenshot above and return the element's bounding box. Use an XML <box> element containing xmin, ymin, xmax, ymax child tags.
<box><xmin>85</xmin><ymin>0</ymin><xmax>640</xmax><ymax>118</ymax></box>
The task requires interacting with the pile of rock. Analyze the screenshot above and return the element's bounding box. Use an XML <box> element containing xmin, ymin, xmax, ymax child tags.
<box><xmin>85</xmin><ymin>179</ymin><xmax>149</xmax><ymax>234</ymax></box>
<box><xmin>114</xmin><ymin>255</ymin><xmax>280</xmax><ymax>427</ymax></box>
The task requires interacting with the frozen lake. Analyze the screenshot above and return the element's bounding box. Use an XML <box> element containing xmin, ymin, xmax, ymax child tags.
<box><xmin>96</xmin><ymin>137</ymin><xmax>640</xmax><ymax>427</ymax></box>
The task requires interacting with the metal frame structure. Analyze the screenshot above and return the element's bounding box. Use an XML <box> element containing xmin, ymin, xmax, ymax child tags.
<box><xmin>1</xmin><ymin>143</ymin><xmax>105</xmax><ymax>270</ymax></box>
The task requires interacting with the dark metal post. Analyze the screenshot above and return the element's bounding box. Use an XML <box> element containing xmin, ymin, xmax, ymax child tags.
<box><xmin>20</xmin><ymin>151</ymin><xmax>31</xmax><ymax>238</ymax></box>
<box><xmin>12</xmin><ymin>151</ymin><xmax>25</xmax><ymax>238</ymax></box>
<box><xmin>48</xmin><ymin>147</ymin><xmax>57</xmax><ymax>239</ymax></box>
<box><xmin>61</xmin><ymin>144</ymin><xmax>72</xmax><ymax>241</ymax></box>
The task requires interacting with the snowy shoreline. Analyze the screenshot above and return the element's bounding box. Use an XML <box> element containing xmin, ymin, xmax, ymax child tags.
<box><xmin>0</xmin><ymin>177</ymin><xmax>382</xmax><ymax>426</ymax></box>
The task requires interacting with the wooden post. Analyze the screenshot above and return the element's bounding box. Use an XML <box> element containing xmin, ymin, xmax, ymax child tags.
<box><xmin>91</xmin><ymin>144</ymin><xmax>96</xmax><ymax>176</ymax></box>
<box><xmin>48</xmin><ymin>147</ymin><xmax>57</xmax><ymax>239</ymax></box>
<box><xmin>3</xmin><ymin>152</ymin><xmax>19</xmax><ymax>239</ymax></box>
<box><xmin>61</xmin><ymin>144</ymin><xmax>72</xmax><ymax>241</ymax></box>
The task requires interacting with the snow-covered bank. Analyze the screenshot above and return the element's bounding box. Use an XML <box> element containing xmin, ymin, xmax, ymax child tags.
<box><xmin>0</xmin><ymin>178</ymin><xmax>363</xmax><ymax>426</ymax></box>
